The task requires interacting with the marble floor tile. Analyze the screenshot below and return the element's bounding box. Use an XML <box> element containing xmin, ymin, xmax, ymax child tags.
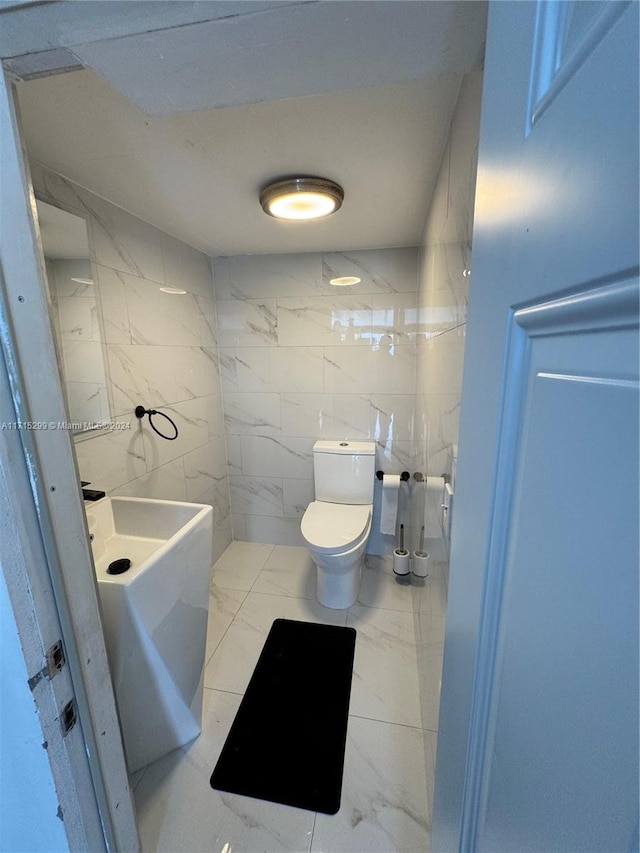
<box><xmin>416</xmin><ymin>613</ymin><xmax>446</xmax><ymax>734</ymax></box>
<box><xmin>427</xmin><ymin>561</ymin><xmax>449</xmax><ymax>619</ymax></box>
<box><xmin>205</xmin><ymin>592</ymin><xmax>347</xmax><ymax>694</ymax></box>
<box><xmin>211</xmin><ymin>540</ymin><xmax>274</xmax><ymax>591</ymax></box>
<box><xmin>358</xmin><ymin>559</ymin><xmax>416</xmax><ymax>613</ymax></box>
<box><xmin>205</xmin><ymin>587</ymin><xmax>248</xmax><ymax>663</ymax></box>
<box><xmin>311</xmin><ymin>716</ymin><xmax>431</xmax><ymax>853</ymax></box>
<box><xmin>347</xmin><ymin>605</ymin><xmax>422</xmax><ymax>728</ymax></box>
<box><xmin>134</xmin><ymin>689</ymin><xmax>315</xmax><ymax>853</ymax></box>
<box><xmin>252</xmin><ymin>545</ymin><xmax>316</xmax><ymax>599</ymax></box>
<box><xmin>408</xmin><ymin>561</ymin><xmax>449</xmax><ymax>620</ymax></box>
<box><xmin>133</xmin><ymin>542</ymin><xmax>443</xmax><ymax>852</ymax></box>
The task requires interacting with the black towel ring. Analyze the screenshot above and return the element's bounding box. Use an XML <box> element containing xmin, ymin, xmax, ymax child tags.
<box><xmin>135</xmin><ymin>405</ymin><xmax>179</xmax><ymax>441</ymax></box>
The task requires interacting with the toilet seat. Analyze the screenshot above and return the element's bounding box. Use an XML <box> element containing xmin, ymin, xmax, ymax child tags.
<box><xmin>301</xmin><ymin>501</ymin><xmax>371</xmax><ymax>555</ymax></box>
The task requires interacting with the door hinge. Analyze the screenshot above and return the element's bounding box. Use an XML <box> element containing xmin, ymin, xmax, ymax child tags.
<box><xmin>60</xmin><ymin>699</ymin><xmax>77</xmax><ymax>736</ymax></box>
<box><xmin>28</xmin><ymin>640</ymin><xmax>66</xmax><ymax>690</ymax></box>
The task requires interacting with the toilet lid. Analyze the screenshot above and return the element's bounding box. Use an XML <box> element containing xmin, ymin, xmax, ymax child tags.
<box><xmin>301</xmin><ymin>501</ymin><xmax>371</xmax><ymax>554</ymax></box>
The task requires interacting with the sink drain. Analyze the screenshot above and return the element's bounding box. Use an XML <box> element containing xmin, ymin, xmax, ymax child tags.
<box><xmin>107</xmin><ymin>558</ymin><xmax>131</xmax><ymax>575</ymax></box>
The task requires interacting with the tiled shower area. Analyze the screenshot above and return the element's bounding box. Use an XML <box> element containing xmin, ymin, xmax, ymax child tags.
<box><xmin>34</xmin><ymin>71</ymin><xmax>481</xmax><ymax>850</ymax></box>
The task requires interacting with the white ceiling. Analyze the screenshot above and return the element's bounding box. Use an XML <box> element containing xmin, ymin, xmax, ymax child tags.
<box><xmin>8</xmin><ymin>0</ymin><xmax>487</xmax><ymax>257</ymax></box>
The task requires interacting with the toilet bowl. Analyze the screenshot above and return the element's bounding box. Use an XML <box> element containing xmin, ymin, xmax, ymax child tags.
<box><xmin>300</xmin><ymin>440</ymin><xmax>376</xmax><ymax>609</ymax></box>
<box><xmin>301</xmin><ymin>500</ymin><xmax>372</xmax><ymax>609</ymax></box>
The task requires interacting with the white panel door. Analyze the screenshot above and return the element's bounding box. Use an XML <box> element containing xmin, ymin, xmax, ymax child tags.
<box><xmin>433</xmin><ymin>2</ymin><xmax>639</xmax><ymax>851</ymax></box>
<box><xmin>475</xmin><ymin>282</ymin><xmax>638</xmax><ymax>852</ymax></box>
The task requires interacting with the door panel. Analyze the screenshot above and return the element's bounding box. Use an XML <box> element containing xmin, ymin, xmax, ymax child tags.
<box><xmin>480</xmin><ymin>279</ymin><xmax>638</xmax><ymax>851</ymax></box>
<box><xmin>433</xmin><ymin>1</ymin><xmax>639</xmax><ymax>849</ymax></box>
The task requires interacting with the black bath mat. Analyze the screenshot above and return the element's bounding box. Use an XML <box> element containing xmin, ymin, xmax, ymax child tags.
<box><xmin>210</xmin><ymin>618</ymin><xmax>356</xmax><ymax>814</ymax></box>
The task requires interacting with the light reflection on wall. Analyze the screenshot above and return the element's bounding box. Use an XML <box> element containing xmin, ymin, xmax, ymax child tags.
<box><xmin>474</xmin><ymin>164</ymin><xmax>556</xmax><ymax>230</ymax></box>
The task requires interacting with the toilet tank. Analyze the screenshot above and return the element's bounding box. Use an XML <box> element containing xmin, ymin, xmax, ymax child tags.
<box><xmin>313</xmin><ymin>440</ymin><xmax>376</xmax><ymax>504</ymax></box>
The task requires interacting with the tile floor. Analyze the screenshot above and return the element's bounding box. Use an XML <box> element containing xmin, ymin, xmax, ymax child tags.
<box><xmin>132</xmin><ymin>542</ymin><xmax>445</xmax><ymax>853</ymax></box>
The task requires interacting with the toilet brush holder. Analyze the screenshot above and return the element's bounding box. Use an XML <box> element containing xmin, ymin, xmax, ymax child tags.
<box><xmin>393</xmin><ymin>548</ymin><xmax>411</xmax><ymax>576</ymax></box>
<box><xmin>411</xmin><ymin>550</ymin><xmax>430</xmax><ymax>578</ymax></box>
<box><xmin>393</xmin><ymin>523</ymin><xmax>410</xmax><ymax>576</ymax></box>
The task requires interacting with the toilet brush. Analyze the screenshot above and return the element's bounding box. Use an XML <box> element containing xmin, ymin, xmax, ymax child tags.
<box><xmin>393</xmin><ymin>523</ymin><xmax>410</xmax><ymax>575</ymax></box>
<box><xmin>412</xmin><ymin>524</ymin><xmax>430</xmax><ymax>578</ymax></box>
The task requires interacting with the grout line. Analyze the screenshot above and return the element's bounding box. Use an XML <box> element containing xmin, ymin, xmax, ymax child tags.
<box><xmin>247</xmin><ymin>546</ymin><xmax>277</xmax><ymax>592</ymax></box>
<box><xmin>348</xmin><ymin>712</ymin><xmax>425</xmax><ymax>733</ymax></box>
<box><xmin>244</xmin><ymin>587</ymin><xmax>314</xmax><ymax>601</ymax></box>
<box><xmin>211</xmin><ymin>582</ymin><xmax>254</xmax><ymax>594</ymax></box>
<box><xmin>354</xmin><ymin>598</ymin><xmax>418</xmax><ymax>615</ymax></box>
<box><xmin>204</xmin><ymin>589</ymin><xmax>250</xmax><ymax>665</ymax></box>
<box><xmin>205</xmin><ymin>685</ymin><xmax>245</xmax><ymax>698</ymax></box>
<box><xmin>309</xmin><ymin>812</ymin><xmax>318</xmax><ymax>853</ymax></box>
<box><xmin>425</xmin><ymin>320</ymin><xmax>466</xmax><ymax>342</ymax></box>
<box><xmin>129</xmin><ymin>766</ymin><xmax>148</xmax><ymax>793</ymax></box>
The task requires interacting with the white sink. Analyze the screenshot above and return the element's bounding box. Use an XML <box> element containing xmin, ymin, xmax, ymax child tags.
<box><xmin>86</xmin><ymin>496</ymin><xmax>213</xmax><ymax>772</ymax></box>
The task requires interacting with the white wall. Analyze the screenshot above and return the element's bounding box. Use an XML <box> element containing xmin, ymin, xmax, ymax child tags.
<box><xmin>213</xmin><ymin>248</ymin><xmax>418</xmax><ymax>552</ymax></box>
<box><xmin>415</xmin><ymin>72</ymin><xmax>483</xmax><ymax>494</ymax></box>
<box><xmin>32</xmin><ymin>164</ymin><xmax>231</xmax><ymax>563</ymax></box>
<box><xmin>411</xmin><ymin>69</ymin><xmax>483</xmax><ymax>816</ymax></box>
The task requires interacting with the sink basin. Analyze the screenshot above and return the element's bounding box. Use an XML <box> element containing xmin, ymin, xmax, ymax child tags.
<box><xmin>86</xmin><ymin>496</ymin><xmax>213</xmax><ymax>772</ymax></box>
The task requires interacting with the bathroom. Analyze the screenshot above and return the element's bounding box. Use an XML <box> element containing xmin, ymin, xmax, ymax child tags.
<box><xmin>2</xmin><ymin>2</ymin><xmax>637</xmax><ymax>852</ymax></box>
<box><xmin>9</xmin><ymin>2</ymin><xmax>483</xmax><ymax>845</ymax></box>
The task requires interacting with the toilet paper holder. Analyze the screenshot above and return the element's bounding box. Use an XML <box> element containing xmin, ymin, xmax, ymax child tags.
<box><xmin>377</xmin><ymin>470</ymin><xmax>410</xmax><ymax>481</ymax></box>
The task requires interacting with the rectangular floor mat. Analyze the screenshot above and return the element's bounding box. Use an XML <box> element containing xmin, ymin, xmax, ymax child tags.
<box><xmin>210</xmin><ymin>618</ymin><xmax>356</xmax><ymax>814</ymax></box>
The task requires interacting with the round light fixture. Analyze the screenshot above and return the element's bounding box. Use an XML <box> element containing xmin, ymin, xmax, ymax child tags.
<box><xmin>260</xmin><ymin>177</ymin><xmax>344</xmax><ymax>221</ymax></box>
<box><xmin>329</xmin><ymin>276</ymin><xmax>361</xmax><ymax>286</ymax></box>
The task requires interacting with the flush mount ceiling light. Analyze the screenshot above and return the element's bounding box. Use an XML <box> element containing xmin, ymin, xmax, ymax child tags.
<box><xmin>260</xmin><ymin>177</ymin><xmax>344</xmax><ymax>221</ymax></box>
<box><xmin>329</xmin><ymin>276</ymin><xmax>361</xmax><ymax>286</ymax></box>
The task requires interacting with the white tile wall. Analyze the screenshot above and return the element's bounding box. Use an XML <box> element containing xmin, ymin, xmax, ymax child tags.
<box><xmin>280</xmin><ymin>392</ymin><xmax>372</xmax><ymax>440</ymax></box>
<box><xmin>95</xmin><ymin>267</ymin><xmax>132</xmax><ymax>344</ymax></box>
<box><xmin>214</xmin><ymin>246</ymin><xmax>419</xmax><ymax>551</ymax></box>
<box><xmin>413</xmin><ymin>70</ymin><xmax>483</xmax><ymax>773</ymax></box>
<box><xmin>126</xmin><ymin>281</ymin><xmax>203</xmax><ymax>347</ymax></box>
<box><xmin>33</xmin><ymin>165</ymin><xmax>231</xmax><ymax>563</ymax></box>
<box><xmin>226</xmin><ymin>253</ymin><xmax>323</xmax><ymax>299</ymax></box>
<box><xmin>277</xmin><ymin>294</ymin><xmax>373</xmax><ymax>346</ymax></box>
<box><xmin>216</xmin><ymin>298</ymin><xmax>278</xmax><ymax>347</ymax></box>
<box><xmin>322</xmin><ymin>247</ymin><xmax>420</xmax><ymax>294</ymax></box>
<box><xmin>414</xmin><ymin>72</ymin><xmax>482</xmax><ymax>516</ymax></box>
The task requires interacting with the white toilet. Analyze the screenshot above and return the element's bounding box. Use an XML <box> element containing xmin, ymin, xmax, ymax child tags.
<box><xmin>301</xmin><ymin>439</ymin><xmax>376</xmax><ymax>609</ymax></box>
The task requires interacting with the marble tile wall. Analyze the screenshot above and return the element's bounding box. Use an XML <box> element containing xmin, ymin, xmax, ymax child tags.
<box><xmin>412</xmin><ymin>70</ymin><xmax>483</xmax><ymax>789</ymax></box>
<box><xmin>213</xmin><ymin>247</ymin><xmax>419</xmax><ymax>552</ymax></box>
<box><xmin>414</xmin><ymin>71</ymin><xmax>483</xmax><ymax>555</ymax></box>
<box><xmin>32</xmin><ymin>165</ymin><xmax>231</xmax><ymax>563</ymax></box>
